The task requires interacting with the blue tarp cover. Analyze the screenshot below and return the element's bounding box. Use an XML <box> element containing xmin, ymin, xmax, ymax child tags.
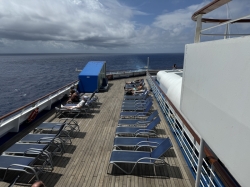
<box><xmin>79</xmin><ymin>61</ymin><xmax>105</xmax><ymax>76</ymax></box>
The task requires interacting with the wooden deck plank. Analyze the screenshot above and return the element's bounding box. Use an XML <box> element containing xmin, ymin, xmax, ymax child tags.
<box><xmin>0</xmin><ymin>76</ymin><xmax>194</xmax><ymax>187</ymax></box>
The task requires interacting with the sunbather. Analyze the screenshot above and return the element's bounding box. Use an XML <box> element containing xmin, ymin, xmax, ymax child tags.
<box><xmin>125</xmin><ymin>79</ymin><xmax>143</xmax><ymax>84</ymax></box>
<box><xmin>62</xmin><ymin>98</ymin><xmax>85</xmax><ymax>109</ymax></box>
<box><xmin>67</xmin><ymin>90</ymin><xmax>80</xmax><ymax>103</ymax></box>
<box><xmin>125</xmin><ymin>84</ymin><xmax>146</xmax><ymax>95</ymax></box>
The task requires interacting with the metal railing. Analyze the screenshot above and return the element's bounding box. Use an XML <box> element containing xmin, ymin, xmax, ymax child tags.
<box><xmin>147</xmin><ymin>75</ymin><xmax>224</xmax><ymax>187</ymax></box>
<box><xmin>194</xmin><ymin>13</ymin><xmax>250</xmax><ymax>43</ymax></box>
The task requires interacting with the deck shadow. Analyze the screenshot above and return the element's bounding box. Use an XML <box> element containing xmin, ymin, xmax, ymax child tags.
<box><xmin>109</xmin><ymin>163</ymin><xmax>170</xmax><ymax>179</ymax></box>
<box><xmin>164</xmin><ymin>148</ymin><xmax>176</xmax><ymax>157</ymax></box>
<box><xmin>64</xmin><ymin>144</ymin><xmax>77</xmax><ymax>154</ymax></box>
<box><xmin>40</xmin><ymin>172</ymin><xmax>63</xmax><ymax>187</ymax></box>
<box><xmin>78</xmin><ymin>114</ymin><xmax>95</xmax><ymax>118</ymax></box>
<box><xmin>53</xmin><ymin>156</ymin><xmax>71</xmax><ymax>168</ymax></box>
<box><xmin>155</xmin><ymin>128</ymin><xmax>166</xmax><ymax>135</ymax></box>
<box><xmin>90</xmin><ymin>109</ymin><xmax>101</xmax><ymax>114</ymax></box>
<box><xmin>166</xmin><ymin>165</ymin><xmax>183</xmax><ymax>179</ymax></box>
<box><xmin>0</xmin><ymin>172</ymin><xmax>62</xmax><ymax>186</ymax></box>
<box><xmin>109</xmin><ymin>164</ymin><xmax>183</xmax><ymax>179</ymax></box>
<box><xmin>74</xmin><ymin>131</ymin><xmax>86</xmax><ymax>139</ymax></box>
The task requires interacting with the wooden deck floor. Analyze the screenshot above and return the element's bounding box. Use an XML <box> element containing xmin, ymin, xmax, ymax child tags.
<box><xmin>0</xmin><ymin>77</ymin><xmax>194</xmax><ymax>187</ymax></box>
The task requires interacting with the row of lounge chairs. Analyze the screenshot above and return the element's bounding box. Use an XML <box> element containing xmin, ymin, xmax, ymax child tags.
<box><xmin>0</xmin><ymin>115</ymin><xmax>80</xmax><ymax>183</ymax></box>
<box><xmin>107</xmin><ymin>79</ymin><xmax>173</xmax><ymax>175</ymax></box>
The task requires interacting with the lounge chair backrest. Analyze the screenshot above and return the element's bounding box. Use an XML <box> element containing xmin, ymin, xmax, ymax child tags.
<box><xmin>147</xmin><ymin>116</ymin><xmax>160</xmax><ymax>130</ymax></box>
<box><xmin>89</xmin><ymin>92</ymin><xmax>96</xmax><ymax>100</ymax></box>
<box><xmin>151</xmin><ymin>138</ymin><xmax>172</xmax><ymax>158</ymax></box>
<box><xmin>146</xmin><ymin>110</ymin><xmax>159</xmax><ymax>121</ymax></box>
<box><xmin>144</xmin><ymin>101</ymin><xmax>152</xmax><ymax>112</ymax></box>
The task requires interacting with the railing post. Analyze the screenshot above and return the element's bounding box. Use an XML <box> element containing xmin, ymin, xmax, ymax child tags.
<box><xmin>194</xmin><ymin>14</ymin><xmax>203</xmax><ymax>43</ymax></box>
<box><xmin>209</xmin><ymin>164</ymin><xmax>215</xmax><ymax>187</ymax></box>
<box><xmin>195</xmin><ymin>138</ymin><xmax>205</xmax><ymax>187</ymax></box>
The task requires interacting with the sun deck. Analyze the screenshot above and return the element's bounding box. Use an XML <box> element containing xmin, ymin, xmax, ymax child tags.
<box><xmin>0</xmin><ymin>76</ymin><xmax>194</xmax><ymax>187</ymax></box>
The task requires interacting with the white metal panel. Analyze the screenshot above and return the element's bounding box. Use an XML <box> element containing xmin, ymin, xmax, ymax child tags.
<box><xmin>157</xmin><ymin>70</ymin><xmax>182</xmax><ymax>111</ymax></box>
<box><xmin>181</xmin><ymin>36</ymin><xmax>250</xmax><ymax>186</ymax></box>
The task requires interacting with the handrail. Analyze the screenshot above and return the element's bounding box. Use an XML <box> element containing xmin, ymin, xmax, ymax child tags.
<box><xmin>200</xmin><ymin>18</ymin><xmax>250</xmax><ymax>23</ymax></box>
<box><xmin>149</xmin><ymin>75</ymin><xmax>201</xmax><ymax>143</ymax></box>
<box><xmin>192</xmin><ymin>0</ymin><xmax>231</xmax><ymax>21</ymax></box>
<box><xmin>148</xmin><ymin>73</ymin><xmax>240</xmax><ymax>187</ymax></box>
<box><xmin>201</xmin><ymin>14</ymin><xmax>250</xmax><ymax>32</ymax></box>
<box><xmin>0</xmin><ymin>80</ymin><xmax>78</xmax><ymax>120</ymax></box>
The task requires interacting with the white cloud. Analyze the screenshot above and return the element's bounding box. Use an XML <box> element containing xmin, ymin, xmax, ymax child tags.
<box><xmin>0</xmin><ymin>0</ymin><xmax>135</xmax><ymax>45</ymax></box>
<box><xmin>0</xmin><ymin>0</ymin><xmax>249</xmax><ymax>53</ymax></box>
<box><xmin>152</xmin><ymin>2</ymin><xmax>207</xmax><ymax>36</ymax></box>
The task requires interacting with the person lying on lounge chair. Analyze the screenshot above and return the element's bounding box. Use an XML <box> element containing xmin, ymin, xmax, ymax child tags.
<box><xmin>125</xmin><ymin>84</ymin><xmax>145</xmax><ymax>92</ymax></box>
<box><xmin>125</xmin><ymin>79</ymin><xmax>143</xmax><ymax>84</ymax></box>
<box><xmin>62</xmin><ymin>97</ymin><xmax>86</xmax><ymax>109</ymax></box>
<box><xmin>125</xmin><ymin>89</ymin><xmax>145</xmax><ymax>95</ymax></box>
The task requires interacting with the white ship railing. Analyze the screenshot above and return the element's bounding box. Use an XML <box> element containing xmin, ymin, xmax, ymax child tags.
<box><xmin>200</xmin><ymin>14</ymin><xmax>250</xmax><ymax>37</ymax></box>
<box><xmin>193</xmin><ymin>0</ymin><xmax>250</xmax><ymax>43</ymax></box>
<box><xmin>0</xmin><ymin>80</ymin><xmax>78</xmax><ymax>138</ymax></box>
<box><xmin>147</xmin><ymin>75</ymin><xmax>225</xmax><ymax>187</ymax></box>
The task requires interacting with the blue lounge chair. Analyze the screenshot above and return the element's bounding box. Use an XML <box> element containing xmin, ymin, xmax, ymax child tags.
<box><xmin>115</xmin><ymin>116</ymin><xmax>160</xmax><ymax>137</ymax></box>
<box><xmin>123</xmin><ymin>90</ymin><xmax>149</xmax><ymax>100</ymax></box>
<box><xmin>120</xmin><ymin>102</ymin><xmax>152</xmax><ymax>118</ymax></box>
<box><xmin>107</xmin><ymin>138</ymin><xmax>172</xmax><ymax>175</ymax></box>
<box><xmin>19</xmin><ymin>134</ymin><xmax>65</xmax><ymax>156</ymax></box>
<box><xmin>34</xmin><ymin>118</ymin><xmax>79</xmax><ymax>139</ymax></box>
<box><xmin>118</xmin><ymin>110</ymin><xmax>158</xmax><ymax>126</ymax></box>
<box><xmin>121</xmin><ymin>101</ymin><xmax>153</xmax><ymax>112</ymax></box>
<box><xmin>3</xmin><ymin>143</ymin><xmax>53</xmax><ymax>170</ymax></box>
<box><xmin>122</xmin><ymin>97</ymin><xmax>152</xmax><ymax>105</ymax></box>
<box><xmin>113</xmin><ymin>137</ymin><xmax>168</xmax><ymax>150</ymax></box>
<box><xmin>0</xmin><ymin>155</ymin><xmax>42</xmax><ymax>181</ymax></box>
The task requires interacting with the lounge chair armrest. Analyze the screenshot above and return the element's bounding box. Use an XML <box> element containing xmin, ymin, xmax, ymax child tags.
<box><xmin>136</xmin><ymin>157</ymin><xmax>166</xmax><ymax>164</ymax></box>
<box><xmin>135</xmin><ymin>112</ymin><xmax>150</xmax><ymax>117</ymax></box>
<box><xmin>136</xmin><ymin>120</ymin><xmax>150</xmax><ymax>124</ymax></box>
<box><xmin>7</xmin><ymin>164</ymin><xmax>40</xmax><ymax>180</ymax></box>
<box><xmin>8</xmin><ymin>164</ymin><xmax>35</xmax><ymax>171</ymax></box>
<box><xmin>24</xmin><ymin>148</ymin><xmax>43</xmax><ymax>154</ymax></box>
<box><xmin>135</xmin><ymin>141</ymin><xmax>160</xmax><ymax>147</ymax></box>
<box><xmin>134</xmin><ymin>129</ymin><xmax>156</xmax><ymax>134</ymax></box>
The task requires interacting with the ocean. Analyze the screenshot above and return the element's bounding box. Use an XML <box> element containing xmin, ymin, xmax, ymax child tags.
<box><xmin>0</xmin><ymin>53</ymin><xmax>184</xmax><ymax>117</ymax></box>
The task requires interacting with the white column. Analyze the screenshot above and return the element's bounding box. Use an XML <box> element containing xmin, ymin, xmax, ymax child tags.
<box><xmin>195</xmin><ymin>138</ymin><xmax>205</xmax><ymax>187</ymax></box>
<box><xmin>194</xmin><ymin>14</ymin><xmax>203</xmax><ymax>43</ymax></box>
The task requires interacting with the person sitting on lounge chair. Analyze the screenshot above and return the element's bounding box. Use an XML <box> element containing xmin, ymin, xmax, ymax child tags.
<box><xmin>67</xmin><ymin>90</ymin><xmax>80</xmax><ymax>103</ymax></box>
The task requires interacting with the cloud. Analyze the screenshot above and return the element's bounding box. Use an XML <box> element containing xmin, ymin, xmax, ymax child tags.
<box><xmin>0</xmin><ymin>0</ymin><xmax>249</xmax><ymax>53</ymax></box>
<box><xmin>0</xmin><ymin>0</ymin><xmax>135</xmax><ymax>48</ymax></box>
<box><xmin>152</xmin><ymin>2</ymin><xmax>207</xmax><ymax>36</ymax></box>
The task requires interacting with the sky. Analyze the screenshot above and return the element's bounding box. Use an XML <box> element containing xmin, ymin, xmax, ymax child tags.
<box><xmin>0</xmin><ymin>0</ymin><xmax>249</xmax><ymax>53</ymax></box>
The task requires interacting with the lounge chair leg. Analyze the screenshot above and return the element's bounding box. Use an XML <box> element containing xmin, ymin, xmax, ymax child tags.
<box><xmin>153</xmin><ymin>165</ymin><xmax>156</xmax><ymax>176</ymax></box>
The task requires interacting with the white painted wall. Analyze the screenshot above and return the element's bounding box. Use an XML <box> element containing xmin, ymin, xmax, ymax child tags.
<box><xmin>180</xmin><ymin>36</ymin><xmax>250</xmax><ymax>187</ymax></box>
